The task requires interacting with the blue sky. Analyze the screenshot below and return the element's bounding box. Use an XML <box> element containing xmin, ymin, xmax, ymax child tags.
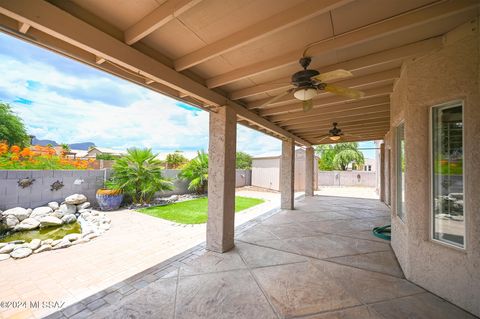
<box><xmin>0</xmin><ymin>32</ymin><xmax>376</xmax><ymax>159</ymax></box>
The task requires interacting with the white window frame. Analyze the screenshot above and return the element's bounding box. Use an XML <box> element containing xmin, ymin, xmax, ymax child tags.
<box><xmin>429</xmin><ymin>100</ymin><xmax>466</xmax><ymax>250</ymax></box>
<box><xmin>395</xmin><ymin>122</ymin><xmax>406</xmax><ymax>221</ymax></box>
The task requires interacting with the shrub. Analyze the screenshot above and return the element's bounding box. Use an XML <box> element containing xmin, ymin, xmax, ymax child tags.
<box><xmin>0</xmin><ymin>102</ymin><xmax>30</xmax><ymax>148</ymax></box>
<box><xmin>0</xmin><ymin>142</ymin><xmax>93</xmax><ymax>169</ymax></box>
<box><xmin>109</xmin><ymin>148</ymin><xmax>173</xmax><ymax>204</ymax></box>
<box><xmin>180</xmin><ymin>150</ymin><xmax>208</xmax><ymax>194</ymax></box>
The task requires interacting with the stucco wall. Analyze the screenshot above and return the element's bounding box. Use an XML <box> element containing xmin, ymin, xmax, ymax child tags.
<box><xmin>389</xmin><ymin>30</ymin><xmax>479</xmax><ymax>316</ymax></box>
<box><xmin>318</xmin><ymin>171</ymin><xmax>377</xmax><ymax>187</ymax></box>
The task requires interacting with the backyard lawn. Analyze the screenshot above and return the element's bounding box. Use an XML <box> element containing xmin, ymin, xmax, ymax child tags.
<box><xmin>138</xmin><ymin>196</ymin><xmax>265</xmax><ymax>224</ymax></box>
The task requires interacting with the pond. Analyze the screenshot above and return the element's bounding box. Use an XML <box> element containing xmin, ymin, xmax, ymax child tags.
<box><xmin>0</xmin><ymin>222</ymin><xmax>82</xmax><ymax>243</ymax></box>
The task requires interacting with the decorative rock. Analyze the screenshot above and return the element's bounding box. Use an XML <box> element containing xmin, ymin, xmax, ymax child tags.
<box><xmin>30</xmin><ymin>207</ymin><xmax>53</xmax><ymax>219</ymax></box>
<box><xmin>84</xmin><ymin>233</ymin><xmax>98</xmax><ymax>241</ymax></box>
<box><xmin>10</xmin><ymin>247</ymin><xmax>33</xmax><ymax>259</ymax></box>
<box><xmin>51</xmin><ymin>239</ymin><xmax>62</xmax><ymax>246</ymax></box>
<box><xmin>52</xmin><ymin>240</ymin><xmax>71</xmax><ymax>250</ymax></box>
<box><xmin>42</xmin><ymin>239</ymin><xmax>53</xmax><ymax>245</ymax></box>
<box><xmin>34</xmin><ymin>244</ymin><xmax>52</xmax><ymax>253</ymax></box>
<box><xmin>39</xmin><ymin>216</ymin><xmax>63</xmax><ymax>228</ymax></box>
<box><xmin>0</xmin><ymin>243</ymin><xmax>6</xmax><ymax>249</ymax></box>
<box><xmin>48</xmin><ymin>202</ymin><xmax>59</xmax><ymax>210</ymax></box>
<box><xmin>0</xmin><ymin>254</ymin><xmax>10</xmax><ymax>261</ymax></box>
<box><xmin>62</xmin><ymin>214</ymin><xmax>77</xmax><ymax>224</ymax></box>
<box><xmin>14</xmin><ymin>218</ymin><xmax>40</xmax><ymax>231</ymax></box>
<box><xmin>0</xmin><ymin>244</ymin><xmax>16</xmax><ymax>254</ymax></box>
<box><xmin>26</xmin><ymin>208</ymin><xmax>32</xmax><ymax>215</ymax></box>
<box><xmin>5</xmin><ymin>215</ymin><xmax>19</xmax><ymax>228</ymax></box>
<box><xmin>65</xmin><ymin>194</ymin><xmax>87</xmax><ymax>205</ymax></box>
<box><xmin>77</xmin><ymin>202</ymin><xmax>91</xmax><ymax>210</ymax></box>
<box><xmin>51</xmin><ymin>211</ymin><xmax>65</xmax><ymax>219</ymax></box>
<box><xmin>2</xmin><ymin>207</ymin><xmax>30</xmax><ymax>221</ymax></box>
<box><xmin>9</xmin><ymin>240</ymin><xmax>24</xmax><ymax>244</ymax></box>
<box><xmin>59</xmin><ymin>204</ymin><xmax>76</xmax><ymax>215</ymax></box>
<box><xmin>63</xmin><ymin>233</ymin><xmax>81</xmax><ymax>242</ymax></box>
<box><xmin>29</xmin><ymin>239</ymin><xmax>41</xmax><ymax>250</ymax></box>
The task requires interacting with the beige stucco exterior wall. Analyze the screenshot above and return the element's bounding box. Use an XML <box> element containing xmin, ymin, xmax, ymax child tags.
<box><xmin>389</xmin><ymin>30</ymin><xmax>480</xmax><ymax>316</ymax></box>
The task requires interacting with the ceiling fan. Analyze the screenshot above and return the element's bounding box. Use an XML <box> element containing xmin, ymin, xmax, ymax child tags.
<box><xmin>315</xmin><ymin>122</ymin><xmax>368</xmax><ymax>143</ymax></box>
<box><xmin>260</xmin><ymin>57</ymin><xmax>365</xmax><ymax>112</ymax></box>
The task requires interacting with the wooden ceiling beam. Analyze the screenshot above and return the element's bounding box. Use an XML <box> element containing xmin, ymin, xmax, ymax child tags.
<box><xmin>0</xmin><ymin>0</ymin><xmax>311</xmax><ymax>146</ymax></box>
<box><xmin>279</xmin><ymin>104</ymin><xmax>390</xmax><ymax>127</ymax></box>
<box><xmin>124</xmin><ymin>0</ymin><xmax>202</xmax><ymax>45</ymax></box>
<box><xmin>300</xmin><ymin>126</ymin><xmax>391</xmax><ymax>138</ymax></box>
<box><xmin>270</xmin><ymin>95</ymin><xmax>390</xmax><ymax>123</ymax></box>
<box><xmin>206</xmin><ymin>0</ymin><xmax>476</xmax><ymax>88</ymax></box>
<box><xmin>290</xmin><ymin>117</ymin><xmax>391</xmax><ymax>132</ymax></box>
<box><xmin>174</xmin><ymin>0</ymin><xmax>353</xmax><ymax>71</ymax></box>
<box><xmin>311</xmin><ymin>134</ymin><xmax>385</xmax><ymax>144</ymax></box>
<box><xmin>231</xmin><ymin>36</ymin><xmax>442</xmax><ymax>101</ymax></box>
<box><xmin>282</xmin><ymin>111</ymin><xmax>390</xmax><ymax>130</ymax></box>
<box><xmin>293</xmin><ymin>120</ymin><xmax>390</xmax><ymax>135</ymax></box>
<box><xmin>260</xmin><ymin>84</ymin><xmax>392</xmax><ymax>117</ymax></box>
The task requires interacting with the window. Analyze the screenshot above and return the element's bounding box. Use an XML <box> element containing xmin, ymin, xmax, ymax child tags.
<box><xmin>396</xmin><ymin>123</ymin><xmax>405</xmax><ymax>220</ymax></box>
<box><xmin>431</xmin><ymin>102</ymin><xmax>464</xmax><ymax>248</ymax></box>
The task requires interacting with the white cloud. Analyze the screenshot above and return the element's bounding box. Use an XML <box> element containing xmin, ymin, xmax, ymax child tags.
<box><xmin>0</xmin><ymin>44</ymin><xmax>280</xmax><ymax>156</ymax></box>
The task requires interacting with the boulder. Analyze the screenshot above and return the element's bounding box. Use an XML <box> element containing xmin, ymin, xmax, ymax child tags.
<box><xmin>62</xmin><ymin>214</ymin><xmax>76</xmax><ymax>224</ymax></box>
<box><xmin>28</xmin><ymin>239</ymin><xmax>41</xmax><ymax>250</ymax></box>
<box><xmin>84</xmin><ymin>233</ymin><xmax>98</xmax><ymax>241</ymax></box>
<box><xmin>59</xmin><ymin>204</ymin><xmax>76</xmax><ymax>215</ymax></box>
<box><xmin>48</xmin><ymin>202</ymin><xmax>59</xmax><ymax>210</ymax></box>
<box><xmin>0</xmin><ymin>243</ymin><xmax>6</xmax><ymax>249</ymax></box>
<box><xmin>5</xmin><ymin>215</ymin><xmax>19</xmax><ymax>228</ymax></box>
<box><xmin>65</xmin><ymin>194</ymin><xmax>87</xmax><ymax>205</ymax></box>
<box><xmin>39</xmin><ymin>216</ymin><xmax>63</xmax><ymax>228</ymax></box>
<box><xmin>52</xmin><ymin>240</ymin><xmax>71</xmax><ymax>250</ymax></box>
<box><xmin>0</xmin><ymin>254</ymin><xmax>10</xmax><ymax>261</ymax></box>
<box><xmin>10</xmin><ymin>247</ymin><xmax>33</xmax><ymax>259</ymax></box>
<box><xmin>34</xmin><ymin>244</ymin><xmax>52</xmax><ymax>254</ymax></box>
<box><xmin>0</xmin><ymin>244</ymin><xmax>16</xmax><ymax>254</ymax></box>
<box><xmin>63</xmin><ymin>233</ymin><xmax>81</xmax><ymax>242</ymax></box>
<box><xmin>77</xmin><ymin>202</ymin><xmax>91</xmax><ymax>210</ymax></box>
<box><xmin>51</xmin><ymin>239</ymin><xmax>62</xmax><ymax>246</ymax></box>
<box><xmin>42</xmin><ymin>239</ymin><xmax>53</xmax><ymax>245</ymax></box>
<box><xmin>30</xmin><ymin>207</ymin><xmax>53</xmax><ymax>219</ymax></box>
<box><xmin>14</xmin><ymin>218</ymin><xmax>40</xmax><ymax>231</ymax></box>
<box><xmin>3</xmin><ymin>207</ymin><xmax>29</xmax><ymax>221</ymax></box>
<box><xmin>51</xmin><ymin>211</ymin><xmax>65</xmax><ymax>219</ymax></box>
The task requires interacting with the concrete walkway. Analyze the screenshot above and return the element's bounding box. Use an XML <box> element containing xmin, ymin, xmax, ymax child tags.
<box><xmin>0</xmin><ymin>189</ymin><xmax>281</xmax><ymax>319</ymax></box>
<box><xmin>43</xmin><ymin>194</ymin><xmax>476</xmax><ymax>319</ymax></box>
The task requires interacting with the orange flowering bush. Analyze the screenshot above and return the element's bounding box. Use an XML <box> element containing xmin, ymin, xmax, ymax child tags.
<box><xmin>0</xmin><ymin>142</ymin><xmax>93</xmax><ymax>170</ymax></box>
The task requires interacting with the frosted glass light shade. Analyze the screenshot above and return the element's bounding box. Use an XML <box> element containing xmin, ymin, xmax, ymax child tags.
<box><xmin>294</xmin><ymin>88</ymin><xmax>317</xmax><ymax>101</ymax></box>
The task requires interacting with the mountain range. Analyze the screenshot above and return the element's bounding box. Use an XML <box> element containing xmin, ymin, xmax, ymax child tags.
<box><xmin>32</xmin><ymin>137</ymin><xmax>95</xmax><ymax>150</ymax></box>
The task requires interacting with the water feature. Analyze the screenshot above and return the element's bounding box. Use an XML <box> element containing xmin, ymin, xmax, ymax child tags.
<box><xmin>0</xmin><ymin>222</ymin><xmax>81</xmax><ymax>243</ymax></box>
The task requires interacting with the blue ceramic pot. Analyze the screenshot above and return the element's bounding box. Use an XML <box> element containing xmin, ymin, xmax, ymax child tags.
<box><xmin>96</xmin><ymin>193</ymin><xmax>123</xmax><ymax>211</ymax></box>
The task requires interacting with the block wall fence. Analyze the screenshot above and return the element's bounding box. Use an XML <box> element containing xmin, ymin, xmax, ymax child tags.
<box><xmin>0</xmin><ymin>169</ymin><xmax>252</xmax><ymax>210</ymax></box>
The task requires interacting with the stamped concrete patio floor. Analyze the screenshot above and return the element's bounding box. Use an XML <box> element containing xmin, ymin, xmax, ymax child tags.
<box><xmin>45</xmin><ymin>195</ymin><xmax>476</xmax><ymax>319</ymax></box>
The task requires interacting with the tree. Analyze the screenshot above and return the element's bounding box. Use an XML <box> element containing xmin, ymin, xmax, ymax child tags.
<box><xmin>315</xmin><ymin>145</ymin><xmax>336</xmax><ymax>171</ymax></box>
<box><xmin>0</xmin><ymin>102</ymin><xmax>29</xmax><ymax>147</ymax></box>
<box><xmin>109</xmin><ymin>148</ymin><xmax>173</xmax><ymax>204</ymax></box>
<box><xmin>236</xmin><ymin>151</ymin><xmax>252</xmax><ymax>169</ymax></box>
<box><xmin>180</xmin><ymin>150</ymin><xmax>208</xmax><ymax>194</ymax></box>
<box><xmin>165</xmin><ymin>150</ymin><xmax>188</xmax><ymax>169</ymax></box>
<box><xmin>61</xmin><ymin>143</ymin><xmax>71</xmax><ymax>152</ymax></box>
<box><xmin>332</xmin><ymin>143</ymin><xmax>365</xmax><ymax>171</ymax></box>
<box><xmin>315</xmin><ymin>142</ymin><xmax>365</xmax><ymax>171</ymax></box>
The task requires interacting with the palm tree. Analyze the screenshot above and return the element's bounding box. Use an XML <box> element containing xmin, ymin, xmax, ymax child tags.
<box><xmin>180</xmin><ymin>150</ymin><xmax>208</xmax><ymax>194</ymax></box>
<box><xmin>110</xmin><ymin>148</ymin><xmax>173</xmax><ymax>204</ymax></box>
<box><xmin>332</xmin><ymin>142</ymin><xmax>365</xmax><ymax>171</ymax></box>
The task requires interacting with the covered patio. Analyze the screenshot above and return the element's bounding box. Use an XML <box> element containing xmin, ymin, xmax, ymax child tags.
<box><xmin>0</xmin><ymin>0</ymin><xmax>478</xmax><ymax>318</ymax></box>
<box><xmin>48</xmin><ymin>195</ymin><xmax>474</xmax><ymax>319</ymax></box>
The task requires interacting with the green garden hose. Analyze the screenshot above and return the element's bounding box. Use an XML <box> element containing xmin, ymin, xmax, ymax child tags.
<box><xmin>372</xmin><ymin>224</ymin><xmax>391</xmax><ymax>241</ymax></box>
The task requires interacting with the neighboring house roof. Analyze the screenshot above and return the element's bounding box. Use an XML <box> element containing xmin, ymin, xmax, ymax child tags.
<box><xmin>69</xmin><ymin>149</ymin><xmax>89</xmax><ymax>158</ymax></box>
<box><xmin>87</xmin><ymin>147</ymin><xmax>128</xmax><ymax>156</ymax></box>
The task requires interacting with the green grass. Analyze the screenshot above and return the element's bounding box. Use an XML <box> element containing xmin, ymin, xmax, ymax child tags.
<box><xmin>138</xmin><ymin>196</ymin><xmax>265</xmax><ymax>224</ymax></box>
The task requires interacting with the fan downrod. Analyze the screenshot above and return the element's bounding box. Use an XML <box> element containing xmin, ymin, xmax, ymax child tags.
<box><xmin>299</xmin><ymin>57</ymin><xmax>312</xmax><ymax>70</ymax></box>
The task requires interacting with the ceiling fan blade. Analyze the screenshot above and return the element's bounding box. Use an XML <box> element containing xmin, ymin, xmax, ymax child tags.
<box><xmin>315</xmin><ymin>135</ymin><xmax>330</xmax><ymax>142</ymax></box>
<box><xmin>323</xmin><ymin>84</ymin><xmax>365</xmax><ymax>99</ymax></box>
<box><xmin>258</xmin><ymin>88</ymin><xmax>294</xmax><ymax>108</ymax></box>
<box><xmin>313</xmin><ymin>69</ymin><xmax>353</xmax><ymax>82</ymax></box>
<box><xmin>302</xmin><ymin>99</ymin><xmax>313</xmax><ymax>112</ymax></box>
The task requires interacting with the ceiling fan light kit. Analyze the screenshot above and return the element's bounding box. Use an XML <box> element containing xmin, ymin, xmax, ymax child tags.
<box><xmin>258</xmin><ymin>55</ymin><xmax>365</xmax><ymax>112</ymax></box>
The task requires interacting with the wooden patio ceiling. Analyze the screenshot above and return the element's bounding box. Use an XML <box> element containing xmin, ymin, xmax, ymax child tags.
<box><xmin>0</xmin><ymin>0</ymin><xmax>477</xmax><ymax>145</ymax></box>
